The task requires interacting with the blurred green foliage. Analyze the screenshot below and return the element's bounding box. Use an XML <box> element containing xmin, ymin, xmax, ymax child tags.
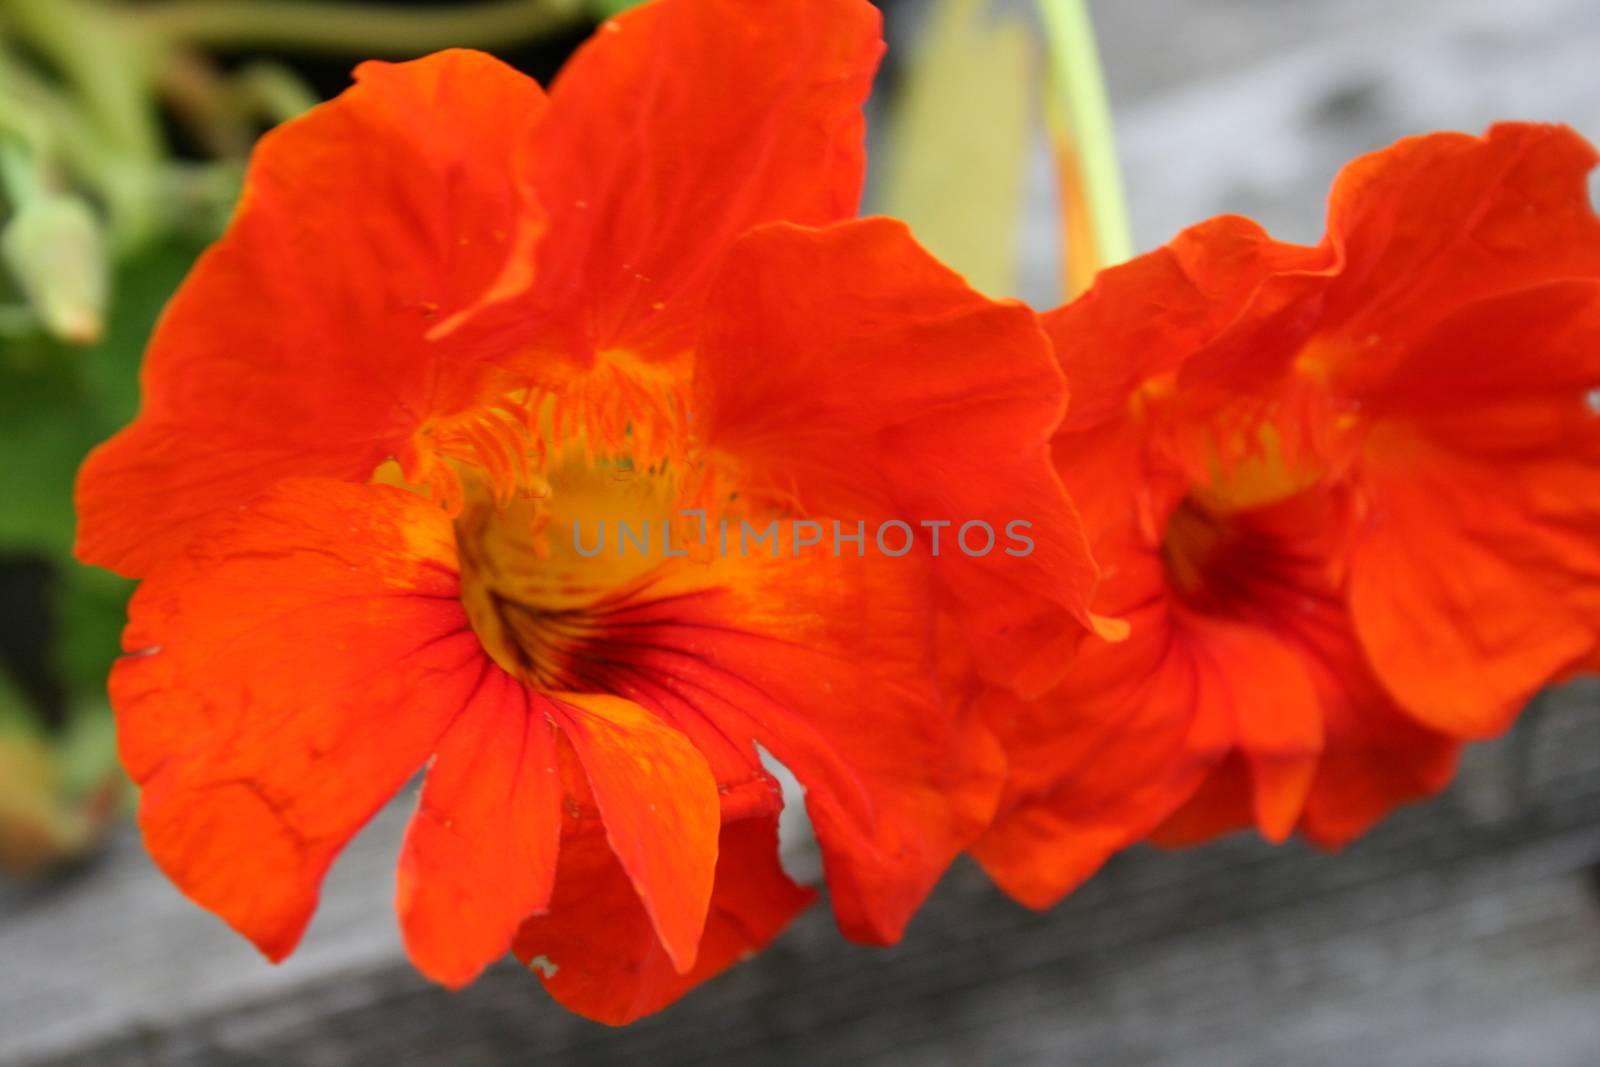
<box><xmin>0</xmin><ymin>0</ymin><xmax>626</xmax><ymax>874</ymax></box>
<box><xmin>0</xmin><ymin>238</ymin><xmax>201</xmax><ymax>558</ymax></box>
<box><xmin>0</xmin><ymin>238</ymin><xmax>202</xmax><ymax>795</ymax></box>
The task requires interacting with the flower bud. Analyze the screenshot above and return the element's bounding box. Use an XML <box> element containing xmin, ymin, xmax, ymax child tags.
<box><xmin>1</xmin><ymin>192</ymin><xmax>109</xmax><ymax>346</ymax></box>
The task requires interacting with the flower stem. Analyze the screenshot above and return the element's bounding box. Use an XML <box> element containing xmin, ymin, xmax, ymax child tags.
<box><xmin>135</xmin><ymin>0</ymin><xmax>589</xmax><ymax>57</ymax></box>
<box><xmin>1038</xmin><ymin>0</ymin><xmax>1131</xmax><ymax>298</ymax></box>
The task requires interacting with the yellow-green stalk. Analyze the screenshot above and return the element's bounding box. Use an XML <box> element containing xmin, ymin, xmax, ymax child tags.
<box><xmin>1039</xmin><ymin>0</ymin><xmax>1132</xmax><ymax>298</ymax></box>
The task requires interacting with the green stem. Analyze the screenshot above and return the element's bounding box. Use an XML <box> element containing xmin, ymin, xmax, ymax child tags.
<box><xmin>1039</xmin><ymin>0</ymin><xmax>1132</xmax><ymax>297</ymax></box>
<box><xmin>136</xmin><ymin>0</ymin><xmax>589</xmax><ymax>57</ymax></box>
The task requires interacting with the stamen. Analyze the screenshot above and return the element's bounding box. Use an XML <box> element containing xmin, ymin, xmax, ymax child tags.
<box><xmin>405</xmin><ymin>399</ymin><xmax>541</xmax><ymax>512</ymax></box>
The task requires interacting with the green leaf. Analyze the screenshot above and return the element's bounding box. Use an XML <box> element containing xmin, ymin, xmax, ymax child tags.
<box><xmin>0</xmin><ymin>661</ymin><xmax>42</xmax><ymax>738</ymax></box>
<box><xmin>0</xmin><ymin>236</ymin><xmax>198</xmax><ymax>794</ymax></box>
<box><xmin>0</xmin><ymin>191</ymin><xmax>110</xmax><ymax>346</ymax></box>
<box><xmin>0</xmin><ymin>342</ymin><xmax>98</xmax><ymax>554</ymax></box>
<box><xmin>78</xmin><ymin>236</ymin><xmax>208</xmax><ymax>431</ymax></box>
<box><xmin>53</xmin><ymin>560</ymin><xmax>131</xmax><ymax>703</ymax></box>
<box><xmin>589</xmin><ymin>0</ymin><xmax>644</xmax><ymax>17</ymax></box>
<box><xmin>55</xmin><ymin>690</ymin><xmax>124</xmax><ymax>805</ymax></box>
<box><xmin>0</xmin><ymin>236</ymin><xmax>204</xmax><ymax>559</ymax></box>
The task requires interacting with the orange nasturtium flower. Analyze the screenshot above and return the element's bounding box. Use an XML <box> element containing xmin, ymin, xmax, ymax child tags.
<box><xmin>973</xmin><ymin>122</ymin><xmax>1600</xmax><ymax>908</ymax></box>
<box><xmin>73</xmin><ymin>0</ymin><xmax>1106</xmax><ymax>1022</ymax></box>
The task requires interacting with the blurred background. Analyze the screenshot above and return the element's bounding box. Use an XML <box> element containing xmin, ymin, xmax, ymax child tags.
<box><xmin>2</xmin><ymin>0</ymin><xmax>1598</xmax><ymax>1064</ymax></box>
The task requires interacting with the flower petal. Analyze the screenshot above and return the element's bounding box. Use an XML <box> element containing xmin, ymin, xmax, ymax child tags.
<box><xmin>970</xmin><ymin>607</ymin><xmax>1232</xmax><ymax>908</ymax></box>
<box><xmin>77</xmin><ymin>50</ymin><xmax>546</xmax><ymax>576</ymax></box>
<box><xmin>1052</xmin><ymin>215</ymin><xmax>1331</xmax><ymax>426</ymax></box>
<box><xmin>526</xmin><ymin>0</ymin><xmax>882</xmax><ymax>362</ymax></box>
<box><xmin>1297</xmin><ymin>668</ymin><xmax>1460</xmax><ymax>848</ymax></box>
<box><xmin>1342</xmin><ymin>282</ymin><xmax>1600</xmax><ymax>736</ymax></box>
<box><xmin>550</xmin><ymin>692</ymin><xmax>720</xmax><ymax>974</ymax></box>
<box><xmin>113</xmin><ymin>479</ymin><xmax>483</xmax><ymax>960</ymax></box>
<box><xmin>396</xmin><ymin>678</ymin><xmax>563</xmax><ymax>988</ymax></box>
<box><xmin>576</xmin><ymin>550</ymin><xmax>1004</xmax><ymax>944</ymax></box>
<box><xmin>1195</xmin><ymin>618</ymin><xmax>1323</xmax><ymax>841</ymax></box>
<box><xmin>515</xmin><ymin>819</ymin><xmax>812</xmax><ymax>1023</ymax></box>
<box><xmin>1349</xmin><ymin>438</ymin><xmax>1594</xmax><ymax>738</ymax></box>
<box><xmin>513</xmin><ymin>814</ymin><xmax>814</xmax><ymax>1025</ymax></box>
<box><xmin>695</xmin><ymin>217</ymin><xmax>1101</xmax><ymax>696</ymax></box>
<box><xmin>1322</xmin><ymin>123</ymin><xmax>1600</xmax><ymax>345</ymax></box>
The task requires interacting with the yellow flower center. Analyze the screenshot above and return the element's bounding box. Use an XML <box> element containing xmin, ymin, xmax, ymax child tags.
<box><xmin>1192</xmin><ymin>421</ymin><xmax>1322</xmax><ymax>514</ymax></box>
<box><xmin>376</xmin><ymin>357</ymin><xmax>722</xmax><ymax>690</ymax></box>
<box><xmin>454</xmin><ymin>440</ymin><xmax>692</xmax><ymax>686</ymax></box>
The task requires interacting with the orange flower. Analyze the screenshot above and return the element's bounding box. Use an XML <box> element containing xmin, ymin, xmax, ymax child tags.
<box><xmin>75</xmin><ymin>0</ymin><xmax>1103</xmax><ymax>1023</ymax></box>
<box><xmin>974</xmin><ymin>122</ymin><xmax>1600</xmax><ymax>908</ymax></box>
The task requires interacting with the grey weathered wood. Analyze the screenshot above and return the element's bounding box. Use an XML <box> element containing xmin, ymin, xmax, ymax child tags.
<box><xmin>11</xmin><ymin>686</ymin><xmax>1600</xmax><ymax>1067</ymax></box>
<box><xmin>7</xmin><ymin>1</ymin><xmax>1600</xmax><ymax>1063</ymax></box>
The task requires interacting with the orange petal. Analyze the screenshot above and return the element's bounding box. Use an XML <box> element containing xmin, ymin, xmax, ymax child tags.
<box><xmin>113</xmin><ymin>479</ymin><xmax>483</xmax><ymax>960</ymax></box>
<box><xmin>1349</xmin><ymin>437</ymin><xmax>1594</xmax><ymax>738</ymax></box>
<box><xmin>77</xmin><ymin>50</ymin><xmax>546</xmax><ymax>576</ymax></box>
<box><xmin>549</xmin><ymin>692</ymin><xmax>720</xmax><ymax>974</ymax></box>
<box><xmin>1333</xmin><ymin>279</ymin><xmax>1600</xmax><ymax>405</ymax></box>
<box><xmin>514</xmin><ymin>814</ymin><xmax>813</xmax><ymax>1025</ymax></box>
<box><xmin>973</xmin><ymin>597</ymin><xmax>1324</xmax><ymax>905</ymax></box>
<box><xmin>396</xmin><ymin>677</ymin><xmax>563</xmax><ymax>988</ymax></box>
<box><xmin>1322</xmin><ymin>123</ymin><xmax>1600</xmax><ymax>345</ymax></box>
<box><xmin>1297</xmin><ymin>668</ymin><xmax>1461</xmax><ymax>849</ymax></box>
<box><xmin>1159</xmin><ymin>493</ymin><xmax>1460</xmax><ymax>848</ymax></box>
<box><xmin>1143</xmin><ymin>651</ymin><xmax>1325</xmax><ymax>850</ymax></box>
<box><xmin>1318</xmin><ymin>129</ymin><xmax>1600</xmax><ymax>737</ymax></box>
<box><xmin>1341</xmin><ymin>282</ymin><xmax>1600</xmax><ymax>735</ymax></box>
<box><xmin>970</xmin><ymin>611</ymin><xmax>1232</xmax><ymax>908</ymax></box>
<box><xmin>559</xmin><ymin>550</ymin><xmax>1004</xmax><ymax>945</ymax></box>
<box><xmin>1191</xmin><ymin>615</ymin><xmax>1322</xmax><ymax>841</ymax></box>
<box><xmin>526</xmin><ymin>0</ymin><xmax>882</xmax><ymax>362</ymax></box>
<box><xmin>971</xmin><ymin>418</ymin><xmax>1227</xmax><ymax>906</ymax></box>
<box><xmin>1146</xmin><ymin>753</ymin><xmax>1255</xmax><ymax>848</ymax></box>
<box><xmin>1049</xmin><ymin>215</ymin><xmax>1330</xmax><ymax>419</ymax></box>
<box><xmin>695</xmin><ymin>217</ymin><xmax>1099</xmax><ymax>696</ymax></box>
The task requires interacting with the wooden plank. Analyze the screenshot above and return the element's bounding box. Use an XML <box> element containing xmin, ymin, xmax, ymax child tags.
<box><xmin>10</xmin><ymin>684</ymin><xmax>1600</xmax><ymax>1066</ymax></box>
